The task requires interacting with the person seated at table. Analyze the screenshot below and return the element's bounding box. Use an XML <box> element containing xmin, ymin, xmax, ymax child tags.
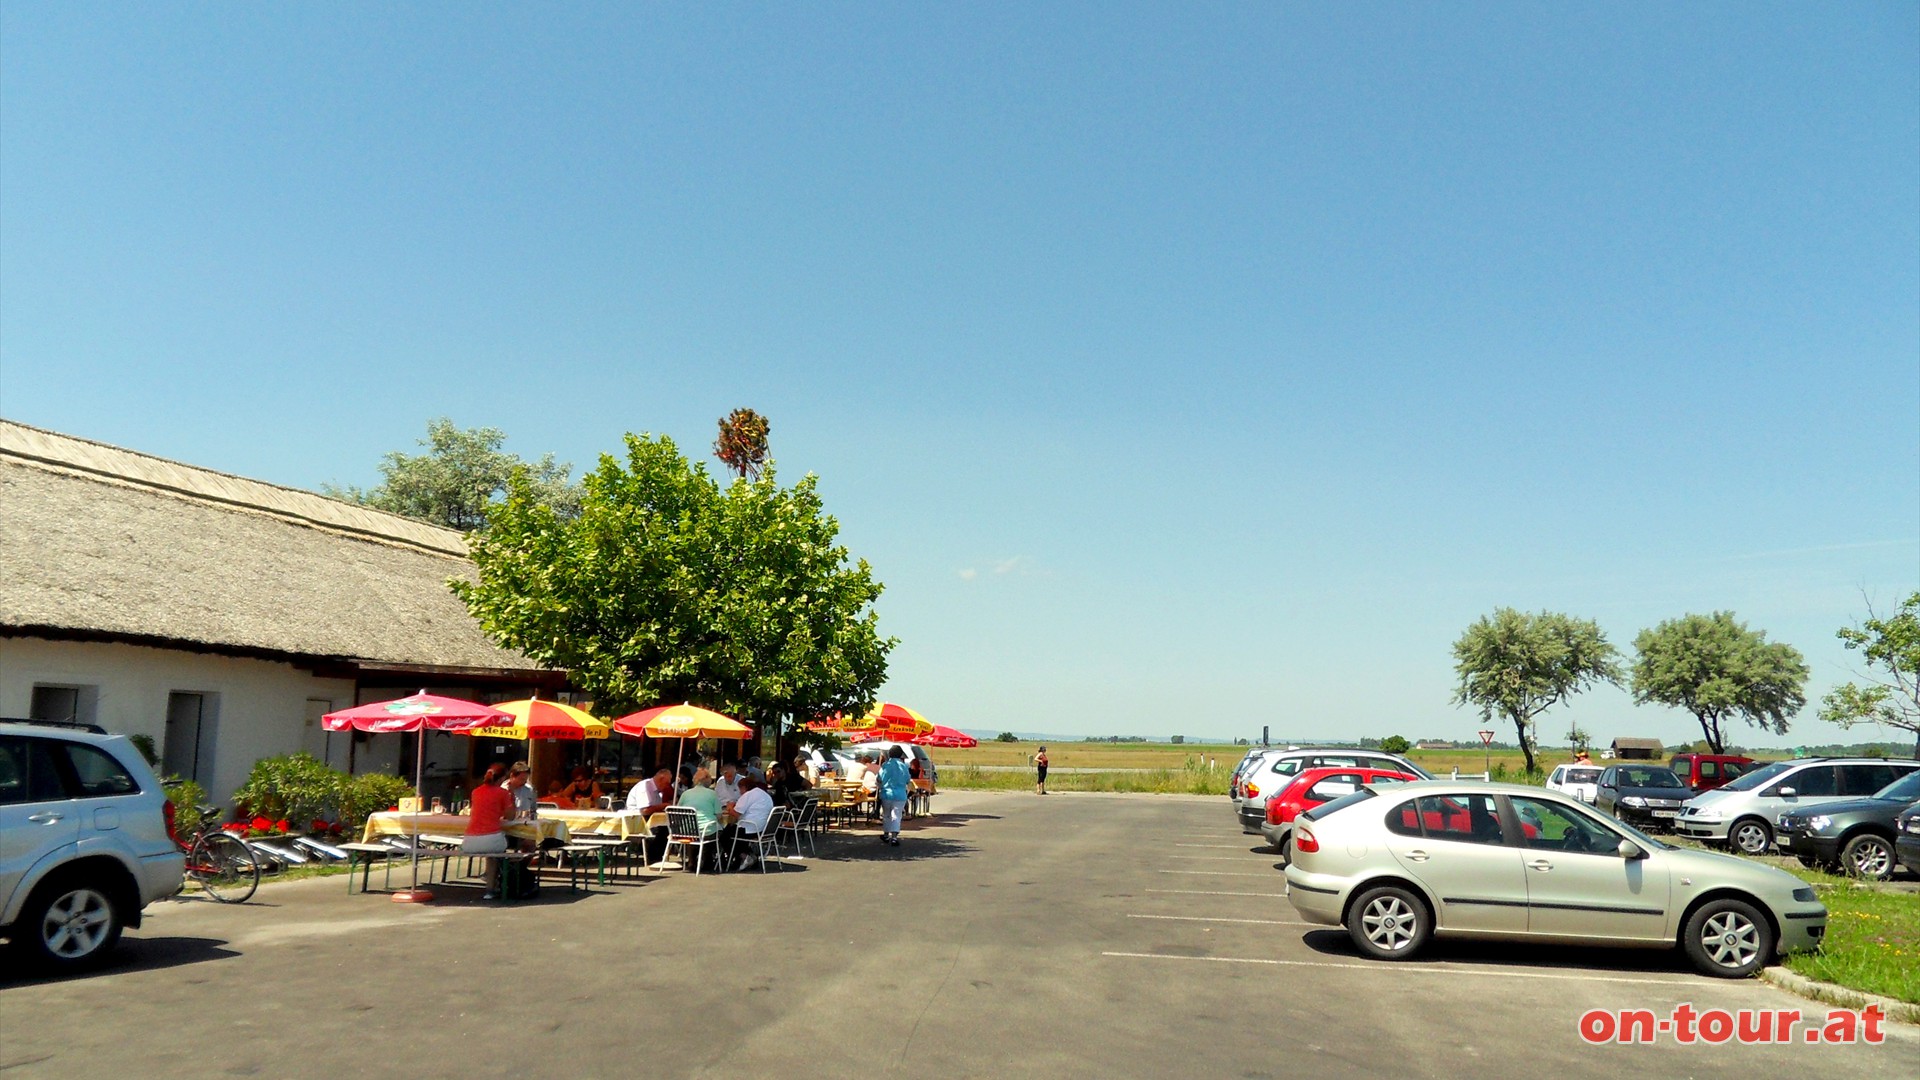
<box><xmin>558</xmin><ymin>766</ymin><xmax>603</xmax><ymax>808</ymax></box>
<box><xmin>626</xmin><ymin>766</ymin><xmax>676</xmax><ymax>861</ymax></box>
<box><xmin>842</xmin><ymin>754</ymin><xmax>869</xmax><ymax>788</ymax></box>
<box><xmin>787</xmin><ymin>754</ymin><xmax>814</xmax><ymax>792</ymax></box>
<box><xmin>542</xmin><ymin>779</ymin><xmax>573</xmax><ymax>807</ymax></box>
<box><xmin>676</xmin><ymin>767</ymin><xmax>724</xmax><ymax>871</ymax></box>
<box><xmin>506</xmin><ymin>761</ymin><xmax>536</xmax><ymax>819</ymax></box>
<box><xmin>726</xmin><ymin>775</ymin><xmax>776</xmax><ymax>870</ymax></box>
<box><xmin>745</xmin><ymin>757</ymin><xmax>767</xmax><ymax>784</ymax></box>
<box><xmin>713</xmin><ymin>762</ymin><xmax>743</xmax><ymax>808</ymax></box>
<box><xmin>765</xmin><ymin>762</ymin><xmax>798</xmax><ymax>806</ymax></box>
<box><xmin>677</xmin><ymin>767</ymin><xmax>723</xmax><ymax>835</ymax></box>
<box><xmin>464</xmin><ymin>762</ymin><xmax>514</xmax><ymax>898</ymax></box>
<box><xmin>859</xmin><ymin>754</ymin><xmax>881</xmax><ymax>794</ymax></box>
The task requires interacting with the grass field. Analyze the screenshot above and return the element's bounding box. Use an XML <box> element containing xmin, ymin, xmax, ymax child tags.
<box><xmin>1782</xmin><ymin>871</ymin><xmax>1920</xmax><ymax>1005</ymax></box>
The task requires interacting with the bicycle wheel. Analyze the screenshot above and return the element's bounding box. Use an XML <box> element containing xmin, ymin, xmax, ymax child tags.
<box><xmin>191</xmin><ymin>833</ymin><xmax>260</xmax><ymax>903</ymax></box>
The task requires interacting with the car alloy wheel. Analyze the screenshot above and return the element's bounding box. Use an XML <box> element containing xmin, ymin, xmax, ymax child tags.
<box><xmin>38</xmin><ymin>885</ymin><xmax>116</xmax><ymax>962</ymax></box>
<box><xmin>1682</xmin><ymin>897</ymin><xmax>1774</xmax><ymax>979</ymax></box>
<box><xmin>1841</xmin><ymin>835</ymin><xmax>1894</xmax><ymax>880</ymax></box>
<box><xmin>1359</xmin><ymin>891</ymin><xmax>1420</xmax><ymax>949</ymax></box>
<box><xmin>1730</xmin><ymin>818</ymin><xmax>1772</xmax><ymax>857</ymax></box>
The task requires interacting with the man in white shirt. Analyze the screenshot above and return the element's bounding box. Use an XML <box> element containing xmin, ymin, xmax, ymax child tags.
<box><xmin>727</xmin><ymin>777</ymin><xmax>776</xmax><ymax>870</ymax></box>
<box><xmin>625</xmin><ymin>767</ymin><xmax>676</xmax><ymax>864</ymax></box>
<box><xmin>713</xmin><ymin>762</ymin><xmax>743</xmax><ymax>808</ymax></box>
<box><xmin>625</xmin><ymin>767</ymin><xmax>675</xmax><ymax>814</ymax></box>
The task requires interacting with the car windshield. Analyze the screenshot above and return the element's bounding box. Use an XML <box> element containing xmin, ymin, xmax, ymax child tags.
<box><xmin>1873</xmin><ymin>770</ymin><xmax>1920</xmax><ymax>802</ymax></box>
<box><xmin>1718</xmin><ymin>761</ymin><xmax>1792</xmax><ymax>792</ymax></box>
<box><xmin>1565</xmin><ymin>768</ymin><xmax>1601</xmax><ymax>783</ymax></box>
<box><xmin>1616</xmin><ymin>767</ymin><xmax>1684</xmax><ymax>789</ymax></box>
<box><xmin>1301</xmin><ymin>787</ymin><xmax>1377</xmax><ymax>822</ymax></box>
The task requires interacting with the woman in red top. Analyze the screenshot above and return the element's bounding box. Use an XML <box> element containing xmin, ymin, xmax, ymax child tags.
<box><xmin>464</xmin><ymin>763</ymin><xmax>514</xmax><ymax>897</ymax></box>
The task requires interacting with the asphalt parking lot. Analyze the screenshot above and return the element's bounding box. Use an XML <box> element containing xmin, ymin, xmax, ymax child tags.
<box><xmin>2</xmin><ymin>790</ymin><xmax>1913</xmax><ymax>1078</ymax></box>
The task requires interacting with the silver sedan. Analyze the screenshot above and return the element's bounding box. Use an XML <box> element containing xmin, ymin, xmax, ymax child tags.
<box><xmin>1283</xmin><ymin>781</ymin><xmax>1827</xmax><ymax>978</ymax></box>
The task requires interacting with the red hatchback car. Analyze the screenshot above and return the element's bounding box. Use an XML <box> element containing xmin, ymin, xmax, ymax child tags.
<box><xmin>1260</xmin><ymin>766</ymin><xmax>1417</xmax><ymax>860</ymax></box>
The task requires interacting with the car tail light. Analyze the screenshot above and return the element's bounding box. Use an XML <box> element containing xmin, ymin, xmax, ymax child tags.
<box><xmin>163</xmin><ymin>799</ymin><xmax>179</xmax><ymax>845</ymax></box>
<box><xmin>1245</xmin><ymin>782</ymin><xmax>1259</xmax><ymax>799</ymax></box>
<box><xmin>1293</xmin><ymin>829</ymin><xmax>1319</xmax><ymax>854</ymax></box>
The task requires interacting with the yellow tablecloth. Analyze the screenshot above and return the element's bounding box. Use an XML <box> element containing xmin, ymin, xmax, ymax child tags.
<box><xmin>537</xmin><ymin>808</ymin><xmax>662</xmax><ymax>840</ymax></box>
<box><xmin>361</xmin><ymin>812</ymin><xmax>570</xmax><ymax>846</ymax></box>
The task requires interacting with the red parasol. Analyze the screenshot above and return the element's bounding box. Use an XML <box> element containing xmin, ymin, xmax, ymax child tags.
<box><xmin>322</xmin><ymin>692</ymin><xmax>511</xmax><ymax>903</ymax></box>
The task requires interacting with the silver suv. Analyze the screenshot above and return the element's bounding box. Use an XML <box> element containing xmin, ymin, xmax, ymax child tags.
<box><xmin>0</xmin><ymin>721</ymin><xmax>185</xmax><ymax>970</ymax></box>
<box><xmin>1676</xmin><ymin>757</ymin><xmax>1920</xmax><ymax>857</ymax></box>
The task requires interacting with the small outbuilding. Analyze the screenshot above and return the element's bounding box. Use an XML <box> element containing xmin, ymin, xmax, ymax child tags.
<box><xmin>1610</xmin><ymin>737</ymin><xmax>1665</xmax><ymax>760</ymax></box>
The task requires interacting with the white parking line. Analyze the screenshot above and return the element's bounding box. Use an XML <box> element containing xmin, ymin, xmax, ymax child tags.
<box><xmin>1129</xmin><ymin>914</ymin><xmax>1311</xmax><ymax>927</ymax></box>
<box><xmin>1165</xmin><ymin>855</ymin><xmax>1252</xmax><ymax>861</ymax></box>
<box><xmin>1158</xmin><ymin>870</ymin><xmax>1273</xmax><ymax>877</ymax></box>
<box><xmin>1101</xmin><ymin>952</ymin><xmax>1701</xmax><ymax>985</ymax></box>
<box><xmin>1147</xmin><ymin>888</ymin><xmax>1290</xmax><ymax>898</ymax></box>
<box><xmin>1173</xmin><ymin>843</ymin><xmax>1245</xmax><ymax>849</ymax></box>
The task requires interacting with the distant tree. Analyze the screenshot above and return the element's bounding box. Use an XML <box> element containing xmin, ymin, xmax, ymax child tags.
<box><xmin>1563</xmin><ymin>725</ymin><xmax>1591</xmax><ymax>753</ymax></box>
<box><xmin>1630</xmin><ymin>612</ymin><xmax>1808</xmax><ymax>754</ymax></box>
<box><xmin>1378</xmin><ymin>735</ymin><xmax>1412</xmax><ymax>755</ymax></box>
<box><xmin>1820</xmin><ymin>592</ymin><xmax>1920</xmax><ymax>758</ymax></box>
<box><xmin>713</xmin><ymin>408</ymin><xmax>772</xmax><ymax>481</ymax></box>
<box><xmin>323</xmin><ymin>417</ymin><xmax>579</xmax><ymax>531</ymax></box>
<box><xmin>1452</xmin><ymin>608</ymin><xmax>1621</xmax><ymax>775</ymax></box>
<box><xmin>995</xmin><ymin>731</ymin><xmax>1019</xmax><ymax>743</ymax></box>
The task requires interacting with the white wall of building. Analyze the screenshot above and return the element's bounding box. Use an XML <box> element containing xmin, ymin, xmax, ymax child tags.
<box><xmin>0</xmin><ymin>636</ymin><xmax>358</xmax><ymax>807</ymax></box>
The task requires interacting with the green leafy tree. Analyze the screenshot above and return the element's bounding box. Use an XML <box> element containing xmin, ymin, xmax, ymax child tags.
<box><xmin>452</xmin><ymin>433</ymin><xmax>894</xmax><ymax>741</ymax></box>
<box><xmin>713</xmin><ymin>407</ymin><xmax>772</xmax><ymax>480</ymax></box>
<box><xmin>1629</xmin><ymin>612</ymin><xmax>1808</xmax><ymax>754</ymax></box>
<box><xmin>1563</xmin><ymin>725</ymin><xmax>1591</xmax><ymax>753</ymax></box>
<box><xmin>995</xmin><ymin>732</ymin><xmax>1019</xmax><ymax>743</ymax></box>
<box><xmin>1820</xmin><ymin>592</ymin><xmax>1920</xmax><ymax>757</ymax></box>
<box><xmin>1378</xmin><ymin>735</ymin><xmax>1412</xmax><ymax>755</ymax></box>
<box><xmin>1452</xmin><ymin>608</ymin><xmax>1621</xmax><ymax>774</ymax></box>
<box><xmin>323</xmin><ymin>417</ymin><xmax>579</xmax><ymax>530</ymax></box>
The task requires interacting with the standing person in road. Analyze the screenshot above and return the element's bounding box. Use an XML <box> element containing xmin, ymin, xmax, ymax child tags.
<box><xmin>1034</xmin><ymin>746</ymin><xmax>1049</xmax><ymax>795</ymax></box>
<box><xmin>877</xmin><ymin>746</ymin><xmax>912</xmax><ymax>847</ymax></box>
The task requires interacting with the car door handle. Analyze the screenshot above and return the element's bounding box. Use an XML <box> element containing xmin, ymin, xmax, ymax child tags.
<box><xmin>27</xmin><ymin>812</ymin><xmax>64</xmax><ymax>824</ymax></box>
<box><xmin>1404</xmin><ymin>849</ymin><xmax>1430</xmax><ymax>862</ymax></box>
<box><xmin>1528</xmin><ymin>858</ymin><xmax>1553</xmax><ymax>872</ymax></box>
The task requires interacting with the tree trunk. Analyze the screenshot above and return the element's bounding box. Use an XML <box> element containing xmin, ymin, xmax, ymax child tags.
<box><xmin>1513</xmin><ymin>713</ymin><xmax>1536</xmax><ymax>775</ymax></box>
<box><xmin>1696</xmin><ymin>712</ymin><xmax>1724</xmax><ymax>755</ymax></box>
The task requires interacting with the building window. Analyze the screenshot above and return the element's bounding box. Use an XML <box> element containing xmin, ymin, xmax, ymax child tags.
<box><xmin>30</xmin><ymin>684</ymin><xmax>91</xmax><ymax>725</ymax></box>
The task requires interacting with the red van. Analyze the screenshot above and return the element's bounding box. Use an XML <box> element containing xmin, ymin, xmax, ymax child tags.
<box><xmin>1668</xmin><ymin>753</ymin><xmax>1756</xmax><ymax>793</ymax></box>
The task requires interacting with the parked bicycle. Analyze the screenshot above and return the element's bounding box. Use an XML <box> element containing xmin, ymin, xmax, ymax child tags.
<box><xmin>168</xmin><ymin>795</ymin><xmax>261</xmax><ymax>903</ymax></box>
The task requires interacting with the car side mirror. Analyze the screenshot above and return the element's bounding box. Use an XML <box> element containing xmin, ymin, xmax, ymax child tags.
<box><xmin>1777</xmin><ymin>787</ymin><xmax>1797</xmax><ymax>798</ymax></box>
<box><xmin>1618</xmin><ymin>840</ymin><xmax>1646</xmax><ymax>860</ymax></box>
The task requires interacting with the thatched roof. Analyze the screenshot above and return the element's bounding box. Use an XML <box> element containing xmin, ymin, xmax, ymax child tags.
<box><xmin>0</xmin><ymin>420</ymin><xmax>550</xmax><ymax>673</ymax></box>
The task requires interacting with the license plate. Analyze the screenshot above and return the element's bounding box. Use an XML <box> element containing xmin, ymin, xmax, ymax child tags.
<box><xmin>1652</xmin><ymin>809</ymin><xmax>1678</xmax><ymax>818</ymax></box>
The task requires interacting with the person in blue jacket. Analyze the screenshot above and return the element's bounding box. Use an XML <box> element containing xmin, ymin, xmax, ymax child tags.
<box><xmin>877</xmin><ymin>746</ymin><xmax>913</xmax><ymax>848</ymax></box>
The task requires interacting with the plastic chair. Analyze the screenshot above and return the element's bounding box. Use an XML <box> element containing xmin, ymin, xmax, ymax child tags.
<box><xmin>728</xmin><ymin>807</ymin><xmax>789</xmax><ymax>873</ymax></box>
<box><xmin>777</xmin><ymin>798</ymin><xmax>818</xmax><ymax>858</ymax></box>
<box><xmin>663</xmin><ymin>806</ymin><xmax>717</xmax><ymax>876</ymax></box>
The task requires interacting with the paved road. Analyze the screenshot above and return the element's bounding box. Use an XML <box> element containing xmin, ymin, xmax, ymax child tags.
<box><xmin>2</xmin><ymin>791</ymin><xmax>1911</xmax><ymax>1078</ymax></box>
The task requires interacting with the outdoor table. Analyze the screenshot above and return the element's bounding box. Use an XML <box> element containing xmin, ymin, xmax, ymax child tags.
<box><xmin>537</xmin><ymin>807</ymin><xmax>655</xmax><ymax>840</ymax></box>
<box><xmin>361</xmin><ymin>811</ymin><xmax>571</xmax><ymax>847</ymax></box>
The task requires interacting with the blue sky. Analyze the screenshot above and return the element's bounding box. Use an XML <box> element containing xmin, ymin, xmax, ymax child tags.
<box><xmin>4</xmin><ymin>3</ymin><xmax>1916</xmax><ymax>747</ymax></box>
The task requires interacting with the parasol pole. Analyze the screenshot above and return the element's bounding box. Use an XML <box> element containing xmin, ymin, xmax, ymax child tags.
<box><xmin>393</xmin><ymin>691</ymin><xmax>435</xmax><ymax>903</ymax></box>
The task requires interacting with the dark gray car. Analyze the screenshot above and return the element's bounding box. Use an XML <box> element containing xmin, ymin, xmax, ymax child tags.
<box><xmin>1594</xmin><ymin>764</ymin><xmax>1690</xmax><ymax>830</ymax></box>
<box><xmin>1775</xmin><ymin>770</ymin><xmax>1920</xmax><ymax>880</ymax></box>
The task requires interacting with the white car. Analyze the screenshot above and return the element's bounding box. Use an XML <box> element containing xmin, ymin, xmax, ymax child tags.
<box><xmin>1545</xmin><ymin>764</ymin><xmax>1603</xmax><ymax>804</ymax></box>
<box><xmin>1283</xmin><ymin>781</ymin><xmax>1827</xmax><ymax>979</ymax></box>
<box><xmin>1</xmin><ymin>720</ymin><xmax>185</xmax><ymax>970</ymax></box>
